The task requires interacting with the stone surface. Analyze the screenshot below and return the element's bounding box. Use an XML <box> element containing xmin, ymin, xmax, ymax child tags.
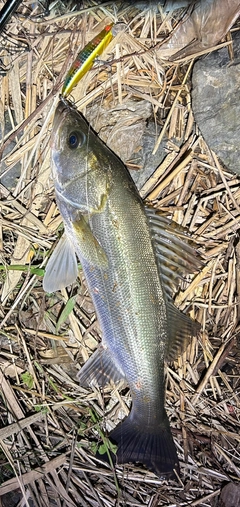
<box><xmin>191</xmin><ymin>31</ymin><xmax>240</xmax><ymax>175</ymax></box>
<box><xmin>218</xmin><ymin>482</ymin><xmax>240</xmax><ymax>507</ymax></box>
<box><xmin>87</xmin><ymin>98</ymin><xmax>152</xmax><ymax>164</ymax></box>
<box><xmin>129</xmin><ymin>122</ymin><xmax>168</xmax><ymax>191</ymax></box>
<box><xmin>133</xmin><ymin>0</ymin><xmax>192</xmax><ymax>11</ymax></box>
<box><xmin>87</xmin><ymin>99</ymin><xmax>168</xmax><ymax>191</ymax></box>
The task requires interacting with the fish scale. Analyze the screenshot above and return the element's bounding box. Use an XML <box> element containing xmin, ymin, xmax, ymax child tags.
<box><xmin>44</xmin><ymin>99</ymin><xmax>201</xmax><ymax>478</ymax></box>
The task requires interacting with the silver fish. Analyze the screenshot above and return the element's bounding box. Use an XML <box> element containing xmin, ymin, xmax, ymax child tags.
<box><xmin>44</xmin><ymin>99</ymin><xmax>200</xmax><ymax>478</ymax></box>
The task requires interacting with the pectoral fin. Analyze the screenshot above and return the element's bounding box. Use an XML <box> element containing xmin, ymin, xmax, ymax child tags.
<box><xmin>73</xmin><ymin>215</ymin><xmax>108</xmax><ymax>269</ymax></box>
<box><xmin>43</xmin><ymin>234</ymin><xmax>78</xmax><ymax>293</ymax></box>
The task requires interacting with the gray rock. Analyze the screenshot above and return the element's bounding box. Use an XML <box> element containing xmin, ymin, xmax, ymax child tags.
<box><xmin>129</xmin><ymin>122</ymin><xmax>168</xmax><ymax>191</ymax></box>
<box><xmin>133</xmin><ymin>0</ymin><xmax>192</xmax><ymax>12</ymax></box>
<box><xmin>87</xmin><ymin>99</ymin><xmax>167</xmax><ymax>191</ymax></box>
<box><xmin>163</xmin><ymin>0</ymin><xmax>193</xmax><ymax>11</ymax></box>
<box><xmin>191</xmin><ymin>31</ymin><xmax>240</xmax><ymax>174</ymax></box>
<box><xmin>219</xmin><ymin>482</ymin><xmax>240</xmax><ymax>507</ymax></box>
<box><xmin>87</xmin><ymin>98</ymin><xmax>152</xmax><ymax>166</ymax></box>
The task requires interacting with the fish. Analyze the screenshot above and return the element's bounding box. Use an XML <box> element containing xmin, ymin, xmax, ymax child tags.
<box><xmin>43</xmin><ymin>99</ymin><xmax>201</xmax><ymax>478</ymax></box>
<box><xmin>61</xmin><ymin>23</ymin><xmax>114</xmax><ymax>98</ymax></box>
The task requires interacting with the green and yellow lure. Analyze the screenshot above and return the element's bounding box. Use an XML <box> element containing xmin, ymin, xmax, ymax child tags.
<box><xmin>61</xmin><ymin>23</ymin><xmax>114</xmax><ymax>98</ymax></box>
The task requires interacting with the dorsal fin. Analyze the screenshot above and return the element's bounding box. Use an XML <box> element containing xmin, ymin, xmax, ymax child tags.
<box><xmin>145</xmin><ymin>207</ymin><xmax>201</xmax><ymax>359</ymax></box>
<box><xmin>145</xmin><ymin>207</ymin><xmax>202</xmax><ymax>299</ymax></box>
<box><xmin>165</xmin><ymin>301</ymin><xmax>200</xmax><ymax>361</ymax></box>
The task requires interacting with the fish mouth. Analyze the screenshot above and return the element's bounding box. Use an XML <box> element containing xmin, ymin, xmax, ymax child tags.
<box><xmin>50</xmin><ymin>98</ymin><xmax>75</xmax><ymax>149</ymax></box>
<box><xmin>51</xmin><ymin>101</ymin><xmax>65</xmax><ymax>147</ymax></box>
<box><xmin>52</xmin><ymin>98</ymin><xmax>74</xmax><ymax>130</ymax></box>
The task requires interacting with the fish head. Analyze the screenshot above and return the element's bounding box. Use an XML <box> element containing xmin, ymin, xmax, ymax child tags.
<box><xmin>51</xmin><ymin>99</ymin><xmax>111</xmax><ymax>213</ymax></box>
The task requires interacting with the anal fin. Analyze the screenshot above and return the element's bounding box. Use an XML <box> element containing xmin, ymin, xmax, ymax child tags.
<box><xmin>77</xmin><ymin>345</ymin><xmax>125</xmax><ymax>387</ymax></box>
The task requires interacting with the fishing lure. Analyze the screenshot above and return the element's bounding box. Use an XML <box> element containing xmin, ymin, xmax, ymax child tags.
<box><xmin>61</xmin><ymin>23</ymin><xmax>114</xmax><ymax>98</ymax></box>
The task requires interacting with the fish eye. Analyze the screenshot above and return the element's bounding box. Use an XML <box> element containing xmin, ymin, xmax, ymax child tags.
<box><xmin>68</xmin><ymin>131</ymin><xmax>85</xmax><ymax>149</ymax></box>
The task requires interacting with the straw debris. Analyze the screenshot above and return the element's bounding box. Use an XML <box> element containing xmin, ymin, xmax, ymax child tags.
<box><xmin>0</xmin><ymin>1</ymin><xmax>239</xmax><ymax>505</ymax></box>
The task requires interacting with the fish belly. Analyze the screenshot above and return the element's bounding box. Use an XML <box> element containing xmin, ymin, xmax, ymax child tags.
<box><xmin>77</xmin><ymin>193</ymin><xmax>179</xmax><ymax>478</ymax></box>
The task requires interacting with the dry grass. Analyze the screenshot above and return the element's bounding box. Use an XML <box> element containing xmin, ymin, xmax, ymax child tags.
<box><xmin>0</xmin><ymin>1</ymin><xmax>240</xmax><ymax>505</ymax></box>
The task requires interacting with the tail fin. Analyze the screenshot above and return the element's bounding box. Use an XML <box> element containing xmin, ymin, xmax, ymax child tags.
<box><xmin>110</xmin><ymin>414</ymin><xmax>179</xmax><ymax>479</ymax></box>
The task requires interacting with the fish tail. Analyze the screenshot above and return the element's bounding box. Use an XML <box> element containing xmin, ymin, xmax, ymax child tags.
<box><xmin>110</xmin><ymin>411</ymin><xmax>179</xmax><ymax>479</ymax></box>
